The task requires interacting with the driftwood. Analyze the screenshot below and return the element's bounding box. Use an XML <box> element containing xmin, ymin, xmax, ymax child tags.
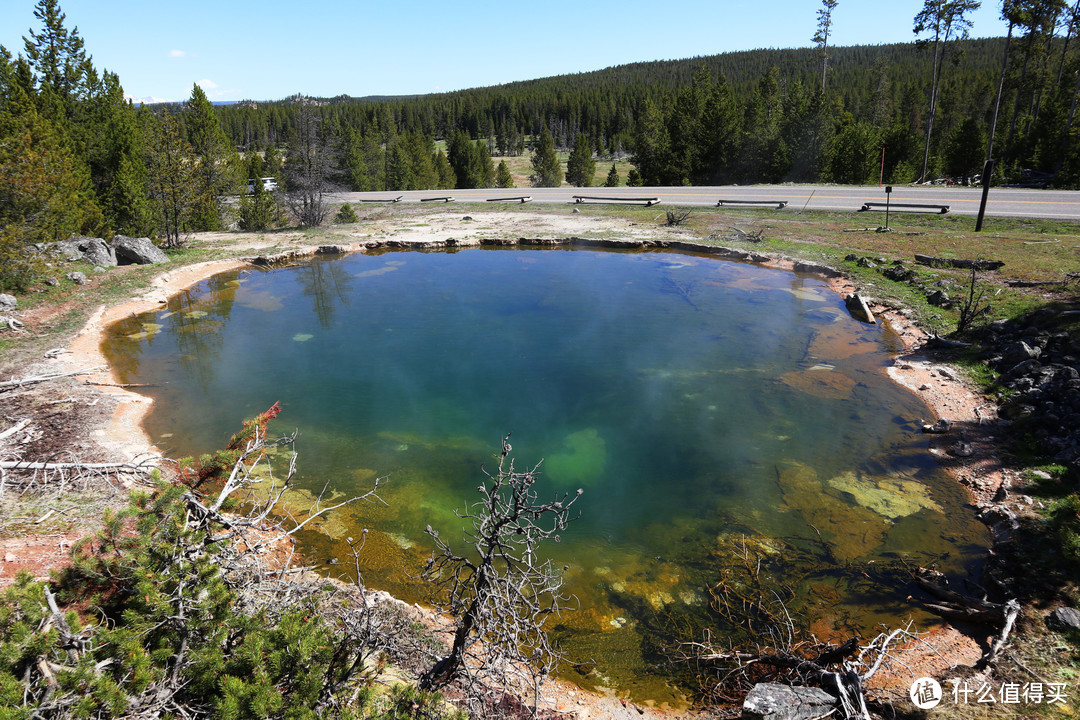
<box><xmin>726</xmin><ymin>226</ymin><xmax>765</xmax><ymax>243</ymax></box>
<box><xmin>914</xmin><ymin>254</ymin><xmax>1004</xmax><ymax>271</ymax></box>
<box><xmin>0</xmin><ymin>367</ymin><xmax>103</xmax><ymax>391</ymax></box>
<box><xmin>844</xmin><ymin>293</ymin><xmax>876</xmax><ymax>324</ymax></box>
<box><xmin>0</xmin><ymin>419</ymin><xmax>31</xmax><ymax>442</ymax></box>
<box><xmin>2</xmin><ymin>316</ymin><xmax>25</xmax><ymax>331</ymax></box>
<box><xmin>0</xmin><ymin>459</ymin><xmax>157</xmax><ymax>472</ymax></box>
<box><xmin>921</xmin><ymin>335</ymin><xmax>972</xmax><ymax>350</ymax></box>
<box><xmin>912</xmin><ymin>568</ymin><xmax>1020</xmax><ymax>669</ymax></box>
<box><xmin>682</xmin><ymin>627</ymin><xmax>914</xmax><ymax>719</ymax></box>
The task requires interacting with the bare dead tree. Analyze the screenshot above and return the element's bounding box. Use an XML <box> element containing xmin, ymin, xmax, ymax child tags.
<box><xmin>956</xmin><ymin>263</ymin><xmax>991</xmax><ymax>333</ymax></box>
<box><xmin>665</xmin><ymin>208</ymin><xmax>693</xmax><ymax>226</ymax></box>
<box><xmin>419</xmin><ymin>434</ymin><xmax>582</xmax><ymax>715</ymax></box>
<box><xmin>283</xmin><ymin>104</ymin><xmax>335</xmax><ymax>227</ymax></box>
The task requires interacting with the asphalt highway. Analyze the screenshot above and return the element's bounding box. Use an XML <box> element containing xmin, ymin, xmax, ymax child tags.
<box><xmin>329</xmin><ymin>184</ymin><xmax>1080</xmax><ymax>222</ymax></box>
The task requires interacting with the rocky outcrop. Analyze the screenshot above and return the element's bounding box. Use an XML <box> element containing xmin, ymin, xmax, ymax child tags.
<box><xmin>980</xmin><ymin>312</ymin><xmax>1080</xmax><ymax>477</ymax></box>
<box><xmin>47</xmin><ymin>236</ymin><xmax>117</xmax><ymax>267</ymax></box>
<box><xmin>112</xmin><ymin>236</ymin><xmax>169</xmax><ymax>265</ymax></box>
<box><xmin>742</xmin><ymin>683</ymin><xmax>836</xmax><ymax>720</ymax></box>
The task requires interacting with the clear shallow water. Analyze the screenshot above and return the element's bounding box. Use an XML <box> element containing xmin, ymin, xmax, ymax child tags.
<box><xmin>103</xmin><ymin>248</ymin><xmax>988</xmax><ymax>702</ymax></box>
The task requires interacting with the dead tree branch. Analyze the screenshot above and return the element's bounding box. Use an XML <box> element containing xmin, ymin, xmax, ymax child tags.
<box><xmin>419</xmin><ymin>433</ymin><xmax>582</xmax><ymax>716</ymax></box>
<box><xmin>911</xmin><ymin>567</ymin><xmax>1020</xmax><ymax>669</ymax></box>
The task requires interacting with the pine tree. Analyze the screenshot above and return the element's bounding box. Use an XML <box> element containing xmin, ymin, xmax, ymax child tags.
<box><xmin>626</xmin><ymin>167</ymin><xmax>643</xmax><ymax>186</ymax></box>
<box><xmin>434</xmin><ymin>149</ymin><xmax>455</xmax><ymax>189</ymax></box>
<box><xmin>237</xmin><ymin>178</ymin><xmax>282</xmax><ymax>231</ymax></box>
<box><xmin>476</xmin><ymin>140</ymin><xmax>496</xmax><ymax>188</ymax></box>
<box><xmin>0</xmin><ymin>83</ymin><xmax>98</xmax><ymax>243</ymax></box>
<box><xmin>605</xmin><ymin>163</ymin><xmax>620</xmax><ymax>187</ymax></box>
<box><xmin>145</xmin><ymin>109</ymin><xmax>196</xmax><ymax>247</ymax></box>
<box><xmin>495</xmin><ymin>160</ymin><xmax>514</xmax><ymax>188</ymax></box>
<box><xmin>186</xmin><ymin>83</ymin><xmax>237</xmax><ymax>230</ymax></box>
<box><xmin>813</xmin><ymin>0</ymin><xmax>839</xmax><ymax>91</ymax></box>
<box><xmin>529</xmin><ymin>127</ymin><xmax>562</xmax><ymax>187</ymax></box>
<box><xmin>85</xmin><ymin>71</ymin><xmax>153</xmax><ymax>236</ymax></box>
<box><xmin>565</xmin><ymin>133</ymin><xmax>596</xmax><ymax>187</ymax></box>
<box><xmin>22</xmin><ymin>0</ymin><xmax>90</xmax><ymax>113</ymax></box>
<box><xmin>913</xmin><ymin>0</ymin><xmax>981</xmax><ymax>183</ymax></box>
<box><xmin>630</xmin><ymin>98</ymin><xmax>671</xmax><ymax>184</ymax></box>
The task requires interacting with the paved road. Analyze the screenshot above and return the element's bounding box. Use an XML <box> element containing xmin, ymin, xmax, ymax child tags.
<box><xmin>329</xmin><ymin>184</ymin><xmax>1080</xmax><ymax>221</ymax></box>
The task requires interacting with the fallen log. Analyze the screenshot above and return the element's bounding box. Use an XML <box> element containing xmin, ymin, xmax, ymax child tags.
<box><xmin>844</xmin><ymin>293</ymin><xmax>876</xmax><ymax>324</ymax></box>
<box><xmin>0</xmin><ymin>459</ymin><xmax>154</xmax><ymax>472</ymax></box>
<box><xmin>0</xmin><ymin>419</ymin><xmax>31</xmax><ymax>442</ymax></box>
<box><xmin>914</xmin><ymin>254</ymin><xmax>1004</xmax><ymax>271</ymax></box>
<box><xmin>0</xmin><ymin>367</ymin><xmax>103</xmax><ymax>392</ymax></box>
<box><xmin>913</xmin><ymin>568</ymin><xmax>1020</xmax><ymax>668</ymax></box>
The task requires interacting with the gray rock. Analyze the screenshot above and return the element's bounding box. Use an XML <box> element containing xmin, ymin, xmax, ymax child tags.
<box><xmin>52</xmin><ymin>236</ymin><xmax>117</xmax><ymax>266</ymax></box>
<box><xmin>77</xmin><ymin>237</ymin><xmax>117</xmax><ymax>267</ymax></box>
<box><xmin>49</xmin><ymin>239</ymin><xmax>84</xmax><ymax>261</ymax></box>
<box><xmin>93</xmin><ymin>266</ymin><xmax>107</xmax><ymax>274</ymax></box>
<box><xmin>44</xmin><ymin>277</ymin><xmax>59</xmax><ymax>287</ymax></box>
<box><xmin>112</xmin><ymin>235</ymin><xmax>169</xmax><ymax>265</ymax></box>
<box><xmin>0</xmin><ymin>294</ymin><xmax>15</xmax><ymax>311</ymax></box>
<box><xmin>66</xmin><ymin>271</ymin><xmax>88</xmax><ymax>285</ymax></box>
<box><xmin>927</xmin><ymin>289</ymin><xmax>951</xmax><ymax>306</ymax></box>
<box><xmin>742</xmin><ymin>683</ymin><xmax>836</xmax><ymax>720</ymax></box>
<box><xmin>1048</xmin><ymin>607</ymin><xmax>1080</xmax><ymax>631</ymax></box>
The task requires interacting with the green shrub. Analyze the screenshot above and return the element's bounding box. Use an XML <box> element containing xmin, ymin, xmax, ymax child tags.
<box><xmin>333</xmin><ymin>203</ymin><xmax>359</xmax><ymax>224</ymax></box>
<box><xmin>1048</xmin><ymin>493</ymin><xmax>1080</xmax><ymax>568</ymax></box>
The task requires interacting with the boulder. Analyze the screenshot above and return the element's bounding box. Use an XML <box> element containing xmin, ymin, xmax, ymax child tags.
<box><xmin>1048</xmin><ymin>606</ymin><xmax>1080</xmax><ymax>631</ymax></box>
<box><xmin>742</xmin><ymin>683</ymin><xmax>836</xmax><ymax>720</ymax></box>
<box><xmin>0</xmin><ymin>294</ymin><xmax>15</xmax><ymax>311</ymax></box>
<box><xmin>112</xmin><ymin>235</ymin><xmax>169</xmax><ymax>265</ymax></box>
<box><xmin>49</xmin><ymin>239</ymin><xmax>84</xmax><ymax>261</ymax></box>
<box><xmin>66</xmin><ymin>271</ymin><xmax>88</xmax><ymax>285</ymax></box>
<box><xmin>926</xmin><ymin>289</ymin><xmax>951</xmax><ymax>307</ymax></box>
<box><xmin>77</xmin><ymin>237</ymin><xmax>117</xmax><ymax>267</ymax></box>
<box><xmin>48</xmin><ymin>236</ymin><xmax>117</xmax><ymax>266</ymax></box>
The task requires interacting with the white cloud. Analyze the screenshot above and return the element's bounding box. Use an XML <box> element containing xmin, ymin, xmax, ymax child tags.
<box><xmin>169</xmin><ymin>49</ymin><xmax>187</xmax><ymax>58</ymax></box>
<box><xmin>196</xmin><ymin>78</ymin><xmax>219</xmax><ymax>90</ymax></box>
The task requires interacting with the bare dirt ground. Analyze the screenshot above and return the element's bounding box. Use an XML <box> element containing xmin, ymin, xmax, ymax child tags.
<box><xmin>0</xmin><ymin>210</ymin><xmax>1019</xmax><ymax>717</ymax></box>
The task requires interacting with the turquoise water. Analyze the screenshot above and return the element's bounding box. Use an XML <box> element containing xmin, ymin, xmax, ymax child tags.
<box><xmin>103</xmin><ymin>247</ymin><xmax>988</xmax><ymax>702</ymax></box>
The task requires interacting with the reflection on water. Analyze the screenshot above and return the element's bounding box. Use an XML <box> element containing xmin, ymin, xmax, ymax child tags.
<box><xmin>101</xmin><ymin>248</ymin><xmax>988</xmax><ymax>703</ymax></box>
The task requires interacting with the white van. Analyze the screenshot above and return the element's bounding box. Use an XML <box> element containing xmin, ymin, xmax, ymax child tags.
<box><xmin>246</xmin><ymin>177</ymin><xmax>278</xmax><ymax>193</ymax></box>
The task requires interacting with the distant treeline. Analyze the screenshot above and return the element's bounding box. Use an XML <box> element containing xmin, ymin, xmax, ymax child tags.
<box><xmin>5</xmin><ymin>0</ymin><xmax>1080</xmax><ymax>292</ymax></box>
<box><xmin>212</xmin><ymin>34</ymin><xmax>1080</xmax><ymax>188</ymax></box>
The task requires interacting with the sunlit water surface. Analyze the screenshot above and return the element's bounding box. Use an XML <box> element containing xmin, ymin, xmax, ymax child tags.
<box><xmin>103</xmin><ymin>248</ymin><xmax>987</xmax><ymax>703</ymax></box>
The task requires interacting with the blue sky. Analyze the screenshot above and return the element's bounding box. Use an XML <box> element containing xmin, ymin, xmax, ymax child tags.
<box><xmin>1</xmin><ymin>1</ymin><xmax>1010</xmax><ymax>103</ymax></box>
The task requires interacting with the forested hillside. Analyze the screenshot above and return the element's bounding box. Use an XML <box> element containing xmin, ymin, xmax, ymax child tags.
<box><xmin>212</xmin><ymin>13</ymin><xmax>1080</xmax><ymax>191</ymax></box>
<box><xmin>4</xmin><ymin>0</ymin><xmax>1080</xmax><ymax>291</ymax></box>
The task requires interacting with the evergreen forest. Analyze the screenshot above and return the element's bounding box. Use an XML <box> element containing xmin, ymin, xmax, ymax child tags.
<box><xmin>5</xmin><ymin>0</ymin><xmax>1080</xmax><ymax>290</ymax></box>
